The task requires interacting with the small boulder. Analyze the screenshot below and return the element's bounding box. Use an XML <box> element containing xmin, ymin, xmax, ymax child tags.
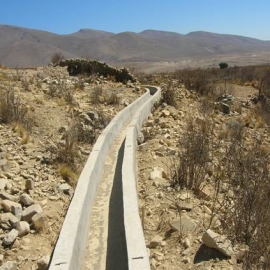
<box><xmin>20</xmin><ymin>193</ymin><xmax>34</xmax><ymax>206</ymax></box>
<box><xmin>202</xmin><ymin>229</ymin><xmax>233</xmax><ymax>257</ymax></box>
<box><xmin>37</xmin><ymin>255</ymin><xmax>50</xmax><ymax>270</ymax></box>
<box><xmin>1</xmin><ymin>200</ymin><xmax>21</xmax><ymax>213</ymax></box>
<box><xmin>32</xmin><ymin>213</ymin><xmax>45</xmax><ymax>231</ymax></box>
<box><xmin>22</xmin><ymin>204</ymin><xmax>43</xmax><ymax>222</ymax></box>
<box><xmin>0</xmin><ymin>261</ymin><xmax>17</xmax><ymax>270</ymax></box>
<box><xmin>148</xmin><ymin>235</ymin><xmax>163</xmax><ymax>248</ymax></box>
<box><xmin>3</xmin><ymin>229</ymin><xmax>18</xmax><ymax>246</ymax></box>
<box><xmin>149</xmin><ymin>167</ymin><xmax>167</xmax><ymax>180</ymax></box>
<box><xmin>16</xmin><ymin>221</ymin><xmax>30</xmax><ymax>237</ymax></box>
<box><xmin>169</xmin><ymin>216</ymin><xmax>197</xmax><ymax>234</ymax></box>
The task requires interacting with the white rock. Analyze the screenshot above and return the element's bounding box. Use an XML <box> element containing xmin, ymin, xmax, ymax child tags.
<box><xmin>202</xmin><ymin>229</ymin><xmax>234</xmax><ymax>257</ymax></box>
<box><xmin>0</xmin><ymin>178</ymin><xmax>8</xmax><ymax>190</ymax></box>
<box><xmin>149</xmin><ymin>167</ymin><xmax>167</xmax><ymax>180</ymax></box>
<box><xmin>16</xmin><ymin>221</ymin><xmax>30</xmax><ymax>237</ymax></box>
<box><xmin>37</xmin><ymin>255</ymin><xmax>50</xmax><ymax>270</ymax></box>
<box><xmin>0</xmin><ymin>261</ymin><xmax>17</xmax><ymax>270</ymax></box>
<box><xmin>3</xmin><ymin>229</ymin><xmax>18</xmax><ymax>246</ymax></box>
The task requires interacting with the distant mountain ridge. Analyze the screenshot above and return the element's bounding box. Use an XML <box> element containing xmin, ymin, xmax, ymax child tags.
<box><xmin>0</xmin><ymin>24</ymin><xmax>270</xmax><ymax>69</ymax></box>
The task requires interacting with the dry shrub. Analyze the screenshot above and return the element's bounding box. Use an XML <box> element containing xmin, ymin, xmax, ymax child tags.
<box><xmin>51</xmin><ymin>52</ymin><xmax>64</xmax><ymax>65</ymax></box>
<box><xmin>12</xmin><ymin>122</ymin><xmax>30</xmax><ymax>144</ymax></box>
<box><xmin>255</xmin><ymin>98</ymin><xmax>270</xmax><ymax>126</ymax></box>
<box><xmin>90</xmin><ymin>86</ymin><xmax>103</xmax><ymax>104</ymax></box>
<box><xmin>74</xmin><ymin>80</ymin><xmax>85</xmax><ymax>91</ymax></box>
<box><xmin>63</xmin><ymin>87</ymin><xmax>75</xmax><ymax>105</ymax></box>
<box><xmin>223</xmin><ymin>142</ymin><xmax>270</xmax><ymax>269</ymax></box>
<box><xmin>34</xmin><ymin>97</ymin><xmax>44</xmax><ymax>105</ymax></box>
<box><xmin>57</xmin><ymin>124</ymin><xmax>78</xmax><ymax>166</ymax></box>
<box><xmin>162</xmin><ymin>81</ymin><xmax>178</xmax><ymax>107</ymax></box>
<box><xmin>48</xmin><ymin>84</ymin><xmax>57</xmax><ymax>97</ymax></box>
<box><xmin>58</xmin><ymin>165</ymin><xmax>76</xmax><ymax>186</ymax></box>
<box><xmin>97</xmin><ymin>110</ymin><xmax>112</xmax><ymax>128</ymax></box>
<box><xmin>104</xmin><ymin>92</ymin><xmax>119</xmax><ymax>105</ymax></box>
<box><xmin>170</xmin><ymin>118</ymin><xmax>212</xmax><ymax>191</ymax></box>
<box><xmin>0</xmin><ymin>87</ymin><xmax>28</xmax><ymax>124</ymax></box>
<box><xmin>21</xmin><ymin>79</ymin><xmax>30</xmax><ymax>91</ymax></box>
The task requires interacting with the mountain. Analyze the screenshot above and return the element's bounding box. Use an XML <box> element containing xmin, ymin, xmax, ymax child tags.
<box><xmin>0</xmin><ymin>24</ymin><xmax>270</xmax><ymax>70</ymax></box>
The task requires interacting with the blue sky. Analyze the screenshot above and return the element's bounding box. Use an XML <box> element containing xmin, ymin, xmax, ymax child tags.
<box><xmin>1</xmin><ymin>0</ymin><xmax>270</xmax><ymax>40</ymax></box>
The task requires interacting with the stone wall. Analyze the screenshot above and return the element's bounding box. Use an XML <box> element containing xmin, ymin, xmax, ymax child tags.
<box><xmin>55</xmin><ymin>58</ymin><xmax>137</xmax><ymax>83</ymax></box>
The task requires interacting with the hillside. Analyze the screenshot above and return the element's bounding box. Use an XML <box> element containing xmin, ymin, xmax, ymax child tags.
<box><xmin>0</xmin><ymin>63</ymin><xmax>270</xmax><ymax>269</ymax></box>
<box><xmin>1</xmin><ymin>25</ymin><xmax>270</xmax><ymax>71</ymax></box>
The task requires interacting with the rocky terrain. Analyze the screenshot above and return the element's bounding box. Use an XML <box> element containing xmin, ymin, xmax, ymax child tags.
<box><xmin>137</xmin><ymin>81</ymin><xmax>270</xmax><ymax>269</ymax></box>
<box><xmin>0</xmin><ymin>62</ymin><xmax>270</xmax><ymax>270</ymax></box>
<box><xmin>0</xmin><ymin>64</ymin><xmax>141</xmax><ymax>270</ymax></box>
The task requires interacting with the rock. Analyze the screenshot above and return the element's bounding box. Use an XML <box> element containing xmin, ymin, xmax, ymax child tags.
<box><xmin>137</xmin><ymin>132</ymin><xmax>145</xmax><ymax>145</ymax></box>
<box><xmin>25</xmin><ymin>179</ymin><xmax>34</xmax><ymax>190</ymax></box>
<box><xmin>0</xmin><ymin>191</ymin><xmax>17</xmax><ymax>202</ymax></box>
<box><xmin>0</xmin><ymin>261</ymin><xmax>17</xmax><ymax>270</ymax></box>
<box><xmin>0</xmin><ymin>158</ymin><xmax>9</xmax><ymax>171</ymax></box>
<box><xmin>236</xmin><ymin>247</ymin><xmax>249</xmax><ymax>263</ymax></box>
<box><xmin>202</xmin><ymin>229</ymin><xmax>234</xmax><ymax>257</ymax></box>
<box><xmin>16</xmin><ymin>221</ymin><xmax>30</xmax><ymax>237</ymax></box>
<box><xmin>22</xmin><ymin>204</ymin><xmax>43</xmax><ymax>222</ymax></box>
<box><xmin>3</xmin><ymin>229</ymin><xmax>18</xmax><ymax>246</ymax></box>
<box><xmin>182</xmin><ymin>247</ymin><xmax>191</xmax><ymax>256</ymax></box>
<box><xmin>138</xmin><ymin>142</ymin><xmax>149</xmax><ymax>151</ymax></box>
<box><xmin>155</xmin><ymin>145</ymin><xmax>166</xmax><ymax>153</ymax></box>
<box><xmin>148</xmin><ymin>235</ymin><xmax>163</xmax><ymax>248</ymax></box>
<box><xmin>145</xmin><ymin>119</ymin><xmax>155</xmax><ymax>127</ymax></box>
<box><xmin>169</xmin><ymin>216</ymin><xmax>197</xmax><ymax>234</ymax></box>
<box><xmin>158</xmin><ymin>119</ymin><xmax>169</xmax><ymax>128</ymax></box>
<box><xmin>183</xmin><ymin>237</ymin><xmax>191</xmax><ymax>249</ymax></box>
<box><xmin>196</xmin><ymin>185</ymin><xmax>212</xmax><ymax>201</ymax></box>
<box><xmin>211</xmin><ymin>216</ymin><xmax>222</xmax><ymax>229</ymax></box>
<box><xmin>178</xmin><ymin>202</ymin><xmax>193</xmax><ymax>211</ymax></box>
<box><xmin>0</xmin><ymin>212</ymin><xmax>19</xmax><ymax>229</ymax></box>
<box><xmin>0</xmin><ymin>178</ymin><xmax>8</xmax><ymax>190</ymax></box>
<box><xmin>31</xmin><ymin>213</ymin><xmax>45</xmax><ymax>231</ymax></box>
<box><xmin>221</xmin><ymin>102</ymin><xmax>230</xmax><ymax>114</ymax></box>
<box><xmin>178</xmin><ymin>192</ymin><xmax>190</xmax><ymax>201</ymax></box>
<box><xmin>59</xmin><ymin>183</ymin><xmax>72</xmax><ymax>193</ymax></box>
<box><xmin>161</xmin><ymin>110</ymin><xmax>170</xmax><ymax>117</ymax></box>
<box><xmin>1</xmin><ymin>200</ymin><xmax>22</xmax><ymax>217</ymax></box>
<box><xmin>152</xmin><ymin>251</ymin><xmax>164</xmax><ymax>262</ymax></box>
<box><xmin>20</xmin><ymin>193</ymin><xmax>34</xmax><ymax>206</ymax></box>
<box><xmin>164</xmin><ymin>133</ymin><xmax>171</xmax><ymax>139</ymax></box>
<box><xmin>37</xmin><ymin>255</ymin><xmax>50</xmax><ymax>270</ymax></box>
<box><xmin>182</xmin><ymin>257</ymin><xmax>191</xmax><ymax>264</ymax></box>
<box><xmin>1</xmin><ymin>200</ymin><xmax>16</xmax><ymax>212</ymax></box>
<box><xmin>149</xmin><ymin>167</ymin><xmax>167</xmax><ymax>180</ymax></box>
<box><xmin>155</xmin><ymin>151</ymin><xmax>165</xmax><ymax>157</ymax></box>
<box><xmin>152</xmin><ymin>177</ymin><xmax>167</xmax><ymax>187</ymax></box>
<box><xmin>166</xmin><ymin>147</ymin><xmax>176</xmax><ymax>155</ymax></box>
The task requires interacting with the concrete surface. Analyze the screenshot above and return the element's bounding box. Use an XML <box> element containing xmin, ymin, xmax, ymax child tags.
<box><xmin>122</xmin><ymin>86</ymin><xmax>161</xmax><ymax>270</ymax></box>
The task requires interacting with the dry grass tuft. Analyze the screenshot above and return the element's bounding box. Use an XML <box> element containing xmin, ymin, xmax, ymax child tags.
<box><xmin>58</xmin><ymin>165</ymin><xmax>76</xmax><ymax>186</ymax></box>
<box><xmin>12</xmin><ymin>122</ymin><xmax>30</xmax><ymax>144</ymax></box>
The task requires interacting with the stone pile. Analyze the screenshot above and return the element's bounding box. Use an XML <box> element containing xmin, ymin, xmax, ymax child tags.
<box><xmin>0</xmin><ymin>123</ymin><xmax>70</xmax><ymax>268</ymax></box>
<box><xmin>56</xmin><ymin>58</ymin><xmax>137</xmax><ymax>83</ymax></box>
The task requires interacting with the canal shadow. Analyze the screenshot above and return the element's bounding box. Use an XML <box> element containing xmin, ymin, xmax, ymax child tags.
<box><xmin>106</xmin><ymin>139</ymin><xmax>128</xmax><ymax>270</ymax></box>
